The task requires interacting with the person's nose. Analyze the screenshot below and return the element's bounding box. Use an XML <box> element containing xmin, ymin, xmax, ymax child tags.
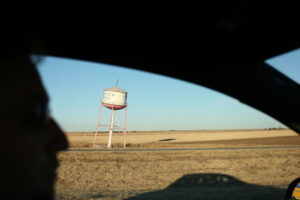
<box><xmin>47</xmin><ymin>118</ymin><xmax>69</xmax><ymax>152</ymax></box>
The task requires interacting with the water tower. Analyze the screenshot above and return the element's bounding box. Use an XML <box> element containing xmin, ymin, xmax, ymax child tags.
<box><xmin>92</xmin><ymin>86</ymin><xmax>128</xmax><ymax>148</ymax></box>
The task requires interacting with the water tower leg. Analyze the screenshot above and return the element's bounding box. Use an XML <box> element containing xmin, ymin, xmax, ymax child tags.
<box><xmin>123</xmin><ymin>107</ymin><xmax>127</xmax><ymax>148</ymax></box>
<box><xmin>92</xmin><ymin>130</ymin><xmax>98</xmax><ymax>148</ymax></box>
<box><xmin>107</xmin><ymin>130</ymin><xmax>113</xmax><ymax>148</ymax></box>
<box><xmin>93</xmin><ymin>104</ymin><xmax>103</xmax><ymax>148</ymax></box>
<box><xmin>107</xmin><ymin>108</ymin><xmax>115</xmax><ymax>149</ymax></box>
<box><xmin>123</xmin><ymin>130</ymin><xmax>127</xmax><ymax>149</ymax></box>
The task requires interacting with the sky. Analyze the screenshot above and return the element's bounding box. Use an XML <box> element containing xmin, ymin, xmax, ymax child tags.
<box><xmin>35</xmin><ymin>48</ymin><xmax>300</xmax><ymax>132</ymax></box>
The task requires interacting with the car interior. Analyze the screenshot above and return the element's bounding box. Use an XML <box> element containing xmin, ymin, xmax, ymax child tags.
<box><xmin>13</xmin><ymin>2</ymin><xmax>300</xmax><ymax>199</ymax></box>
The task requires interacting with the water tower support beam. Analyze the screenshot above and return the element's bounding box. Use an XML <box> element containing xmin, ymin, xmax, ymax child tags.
<box><xmin>123</xmin><ymin>107</ymin><xmax>127</xmax><ymax>148</ymax></box>
<box><xmin>107</xmin><ymin>107</ymin><xmax>115</xmax><ymax>148</ymax></box>
<box><xmin>93</xmin><ymin>104</ymin><xmax>103</xmax><ymax>148</ymax></box>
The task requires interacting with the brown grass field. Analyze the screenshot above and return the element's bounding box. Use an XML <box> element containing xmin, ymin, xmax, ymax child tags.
<box><xmin>55</xmin><ymin>129</ymin><xmax>300</xmax><ymax>200</ymax></box>
<box><xmin>66</xmin><ymin>129</ymin><xmax>299</xmax><ymax>148</ymax></box>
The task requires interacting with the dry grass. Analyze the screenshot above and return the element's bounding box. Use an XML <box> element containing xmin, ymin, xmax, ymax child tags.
<box><xmin>55</xmin><ymin>129</ymin><xmax>300</xmax><ymax>199</ymax></box>
<box><xmin>66</xmin><ymin>129</ymin><xmax>298</xmax><ymax>148</ymax></box>
<box><xmin>55</xmin><ymin>147</ymin><xmax>300</xmax><ymax>200</ymax></box>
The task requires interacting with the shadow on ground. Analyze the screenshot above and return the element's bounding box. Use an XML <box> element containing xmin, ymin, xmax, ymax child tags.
<box><xmin>159</xmin><ymin>138</ymin><xmax>176</xmax><ymax>142</ymax></box>
<box><xmin>124</xmin><ymin>173</ymin><xmax>286</xmax><ymax>200</ymax></box>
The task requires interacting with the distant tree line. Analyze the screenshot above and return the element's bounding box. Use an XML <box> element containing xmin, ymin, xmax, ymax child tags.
<box><xmin>264</xmin><ymin>127</ymin><xmax>286</xmax><ymax>130</ymax></box>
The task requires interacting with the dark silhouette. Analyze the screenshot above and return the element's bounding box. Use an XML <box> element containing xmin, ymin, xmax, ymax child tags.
<box><xmin>0</xmin><ymin>39</ymin><xmax>68</xmax><ymax>199</ymax></box>
<box><xmin>125</xmin><ymin>173</ymin><xmax>285</xmax><ymax>200</ymax></box>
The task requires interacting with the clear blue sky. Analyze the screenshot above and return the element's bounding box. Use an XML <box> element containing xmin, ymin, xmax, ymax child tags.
<box><xmin>35</xmin><ymin>48</ymin><xmax>300</xmax><ymax>132</ymax></box>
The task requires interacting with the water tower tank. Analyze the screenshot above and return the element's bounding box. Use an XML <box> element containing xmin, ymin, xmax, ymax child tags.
<box><xmin>102</xmin><ymin>87</ymin><xmax>127</xmax><ymax>110</ymax></box>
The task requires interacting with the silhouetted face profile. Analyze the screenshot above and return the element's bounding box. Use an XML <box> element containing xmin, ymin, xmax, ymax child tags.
<box><xmin>0</xmin><ymin>55</ymin><xmax>68</xmax><ymax>200</ymax></box>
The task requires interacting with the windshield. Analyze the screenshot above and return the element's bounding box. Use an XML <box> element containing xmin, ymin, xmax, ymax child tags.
<box><xmin>35</xmin><ymin>55</ymin><xmax>300</xmax><ymax>200</ymax></box>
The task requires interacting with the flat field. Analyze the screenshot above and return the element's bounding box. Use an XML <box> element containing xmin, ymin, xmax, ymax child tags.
<box><xmin>66</xmin><ymin>129</ymin><xmax>299</xmax><ymax>148</ymax></box>
<box><xmin>55</xmin><ymin>129</ymin><xmax>300</xmax><ymax>200</ymax></box>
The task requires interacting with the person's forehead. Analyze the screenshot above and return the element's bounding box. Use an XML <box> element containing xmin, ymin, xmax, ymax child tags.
<box><xmin>1</xmin><ymin>56</ymin><xmax>49</xmax><ymax>109</ymax></box>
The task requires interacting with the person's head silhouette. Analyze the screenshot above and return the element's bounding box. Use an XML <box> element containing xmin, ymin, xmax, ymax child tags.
<box><xmin>0</xmin><ymin>40</ymin><xmax>68</xmax><ymax>200</ymax></box>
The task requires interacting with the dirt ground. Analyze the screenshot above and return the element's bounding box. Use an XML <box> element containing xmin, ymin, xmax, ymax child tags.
<box><xmin>55</xmin><ymin>129</ymin><xmax>300</xmax><ymax>200</ymax></box>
